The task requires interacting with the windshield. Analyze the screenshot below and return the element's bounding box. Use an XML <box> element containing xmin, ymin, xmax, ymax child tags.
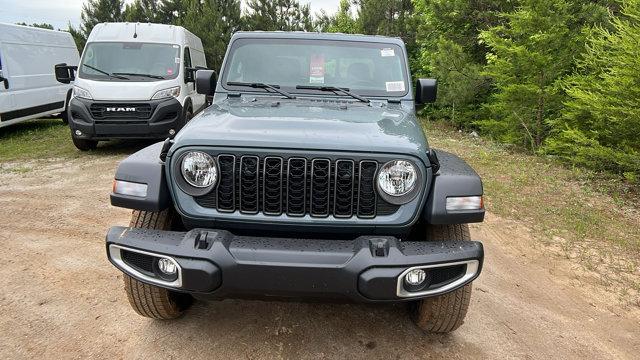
<box><xmin>78</xmin><ymin>42</ymin><xmax>180</xmax><ymax>81</ymax></box>
<box><xmin>221</xmin><ymin>38</ymin><xmax>409</xmax><ymax>97</ymax></box>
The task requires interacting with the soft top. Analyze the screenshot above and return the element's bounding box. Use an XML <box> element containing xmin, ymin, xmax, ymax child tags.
<box><xmin>230</xmin><ymin>31</ymin><xmax>406</xmax><ymax>47</ymax></box>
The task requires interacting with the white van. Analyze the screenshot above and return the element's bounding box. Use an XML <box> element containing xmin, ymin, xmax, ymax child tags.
<box><xmin>0</xmin><ymin>23</ymin><xmax>79</xmax><ymax>128</ymax></box>
<box><xmin>55</xmin><ymin>23</ymin><xmax>207</xmax><ymax>150</ymax></box>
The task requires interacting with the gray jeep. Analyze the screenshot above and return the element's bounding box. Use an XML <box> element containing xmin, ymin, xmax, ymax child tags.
<box><xmin>106</xmin><ymin>32</ymin><xmax>485</xmax><ymax>333</ymax></box>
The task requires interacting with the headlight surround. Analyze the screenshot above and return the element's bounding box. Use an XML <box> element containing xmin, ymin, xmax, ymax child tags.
<box><xmin>151</xmin><ymin>86</ymin><xmax>181</xmax><ymax>100</ymax></box>
<box><xmin>73</xmin><ymin>86</ymin><xmax>92</xmax><ymax>100</ymax></box>
<box><xmin>174</xmin><ymin>151</ymin><xmax>218</xmax><ymax>196</ymax></box>
<box><xmin>377</xmin><ymin>160</ymin><xmax>421</xmax><ymax>205</ymax></box>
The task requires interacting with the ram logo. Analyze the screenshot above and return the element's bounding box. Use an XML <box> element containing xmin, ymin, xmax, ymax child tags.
<box><xmin>106</xmin><ymin>107</ymin><xmax>136</xmax><ymax>112</ymax></box>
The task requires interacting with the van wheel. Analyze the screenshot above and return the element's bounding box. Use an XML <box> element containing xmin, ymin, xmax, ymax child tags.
<box><xmin>123</xmin><ymin>209</ymin><xmax>193</xmax><ymax>319</ymax></box>
<box><xmin>72</xmin><ymin>136</ymin><xmax>98</xmax><ymax>151</ymax></box>
<box><xmin>409</xmin><ymin>224</ymin><xmax>474</xmax><ymax>333</ymax></box>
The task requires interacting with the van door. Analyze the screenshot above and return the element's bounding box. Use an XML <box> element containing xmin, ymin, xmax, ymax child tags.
<box><xmin>183</xmin><ymin>47</ymin><xmax>205</xmax><ymax>113</ymax></box>
<box><xmin>183</xmin><ymin>47</ymin><xmax>196</xmax><ymax>108</ymax></box>
<box><xmin>0</xmin><ymin>47</ymin><xmax>15</xmax><ymax>122</ymax></box>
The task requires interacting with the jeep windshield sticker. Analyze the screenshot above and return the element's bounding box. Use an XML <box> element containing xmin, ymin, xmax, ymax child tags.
<box><xmin>309</xmin><ymin>54</ymin><xmax>325</xmax><ymax>84</ymax></box>
<box><xmin>386</xmin><ymin>81</ymin><xmax>405</xmax><ymax>92</ymax></box>
<box><xmin>381</xmin><ymin>48</ymin><xmax>395</xmax><ymax>57</ymax></box>
<box><xmin>175</xmin><ymin>57</ymin><xmax>181</xmax><ymax>64</ymax></box>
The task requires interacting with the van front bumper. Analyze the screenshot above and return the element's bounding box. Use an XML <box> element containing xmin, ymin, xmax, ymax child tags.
<box><xmin>106</xmin><ymin>226</ymin><xmax>484</xmax><ymax>302</ymax></box>
<box><xmin>68</xmin><ymin>97</ymin><xmax>183</xmax><ymax>140</ymax></box>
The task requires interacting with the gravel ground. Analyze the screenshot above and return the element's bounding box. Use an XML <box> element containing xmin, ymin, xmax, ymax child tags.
<box><xmin>0</xmin><ymin>155</ymin><xmax>638</xmax><ymax>359</ymax></box>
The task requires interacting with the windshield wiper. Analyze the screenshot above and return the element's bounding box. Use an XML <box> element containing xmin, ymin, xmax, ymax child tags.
<box><xmin>296</xmin><ymin>85</ymin><xmax>369</xmax><ymax>103</ymax></box>
<box><xmin>113</xmin><ymin>72</ymin><xmax>165</xmax><ymax>80</ymax></box>
<box><xmin>82</xmin><ymin>64</ymin><xmax>129</xmax><ymax>80</ymax></box>
<box><xmin>227</xmin><ymin>81</ymin><xmax>296</xmax><ymax>99</ymax></box>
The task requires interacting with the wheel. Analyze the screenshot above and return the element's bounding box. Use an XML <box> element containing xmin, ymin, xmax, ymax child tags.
<box><xmin>122</xmin><ymin>209</ymin><xmax>193</xmax><ymax>319</ymax></box>
<box><xmin>410</xmin><ymin>224</ymin><xmax>474</xmax><ymax>333</ymax></box>
<box><xmin>71</xmin><ymin>136</ymin><xmax>98</xmax><ymax>151</ymax></box>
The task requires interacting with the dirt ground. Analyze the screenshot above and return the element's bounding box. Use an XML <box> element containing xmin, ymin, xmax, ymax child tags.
<box><xmin>0</xmin><ymin>154</ymin><xmax>638</xmax><ymax>359</ymax></box>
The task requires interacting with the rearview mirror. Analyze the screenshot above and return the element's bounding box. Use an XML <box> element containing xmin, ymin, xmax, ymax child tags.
<box><xmin>196</xmin><ymin>69</ymin><xmax>217</xmax><ymax>96</ymax></box>
<box><xmin>55</xmin><ymin>63</ymin><xmax>77</xmax><ymax>84</ymax></box>
<box><xmin>415</xmin><ymin>78</ymin><xmax>438</xmax><ymax>104</ymax></box>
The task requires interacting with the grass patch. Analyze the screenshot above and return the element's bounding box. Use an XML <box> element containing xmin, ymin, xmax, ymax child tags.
<box><xmin>422</xmin><ymin>120</ymin><xmax>639</xmax><ymax>303</ymax></box>
<box><xmin>0</xmin><ymin>118</ymin><xmax>154</xmax><ymax>163</ymax></box>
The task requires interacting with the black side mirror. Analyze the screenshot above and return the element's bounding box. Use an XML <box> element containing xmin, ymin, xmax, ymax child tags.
<box><xmin>55</xmin><ymin>63</ymin><xmax>77</xmax><ymax>84</ymax></box>
<box><xmin>415</xmin><ymin>78</ymin><xmax>438</xmax><ymax>104</ymax></box>
<box><xmin>0</xmin><ymin>71</ymin><xmax>8</xmax><ymax>89</ymax></box>
<box><xmin>196</xmin><ymin>69</ymin><xmax>217</xmax><ymax>96</ymax></box>
<box><xmin>185</xmin><ymin>66</ymin><xmax>207</xmax><ymax>83</ymax></box>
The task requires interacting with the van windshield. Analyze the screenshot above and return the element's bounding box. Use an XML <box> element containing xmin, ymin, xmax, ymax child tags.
<box><xmin>221</xmin><ymin>38</ymin><xmax>409</xmax><ymax>97</ymax></box>
<box><xmin>78</xmin><ymin>42</ymin><xmax>180</xmax><ymax>81</ymax></box>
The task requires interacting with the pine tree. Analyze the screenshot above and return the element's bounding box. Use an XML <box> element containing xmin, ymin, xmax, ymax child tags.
<box><xmin>80</xmin><ymin>0</ymin><xmax>125</xmax><ymax>38</ymax></box>
<box><xmin>545</xmin><ymin>0</ymin><xmax>640</xmax><ymax>177</ymax></box>
<box><xmin>244</xmin><ymin>0</ymin><xmax>313</xmax><ymax>31</ymax></box>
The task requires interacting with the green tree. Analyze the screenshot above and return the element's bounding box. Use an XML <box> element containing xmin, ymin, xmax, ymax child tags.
<box><xmin>478</xmin><ymin>0</ymin><xmax>609</xmax><ymax>150</ymax></box>
<box><xmin>179</xmin><ymin>0</ymin><xmax>242</xmax><ymax>71</ymax></box>
<box><xmin>80</xmin><ymin>0</ymin><xmax>125</xmax><ymax>38</ymax></box>
<box><xmin>16</xmin><ymin>22</ymin><xmax>55</xmax><ymax>30</ymax></box>
<box><xmin>318</xmin><ymin>0</ymin><xmax>358</xmax><ymax>33</ymax></box>
<box><xmin>244</xmin><ymin>0</ymin><xmax>314</xmax><ymax>31</ymax></box>
<box><xmin>545</xmin><ymin>0</ymin><xmax>640</xmax><ymax>177</ymax></box>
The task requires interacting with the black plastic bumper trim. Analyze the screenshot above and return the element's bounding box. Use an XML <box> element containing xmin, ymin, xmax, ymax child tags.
<box><xmin>105</xmin><ymin>226</ymin><xmax>483</xmax><ymax>302</ymax></box>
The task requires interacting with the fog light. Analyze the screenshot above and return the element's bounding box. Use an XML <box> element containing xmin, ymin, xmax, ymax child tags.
<box><xmin>405</xmin><ymin>269</ymin><xmax>427</xmax><ymax>286</ymax></box>
<box><xmin>157</xmin><ymin>258</ymin><xmax>177</xmax><ymax>276</ymax></box>
<box><xmin>169</xmin><ymin>129</ymin><xmax>176</xmax><ymax>136</ymax></box>
<box><xmin>75</xmin><ymin>130</ymin><xmax>82</xmax><ymax>136</ymax></box>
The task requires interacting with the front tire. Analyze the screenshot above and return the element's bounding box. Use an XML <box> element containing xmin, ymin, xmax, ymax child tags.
<box><xmin>122</xmin><ymin>209</ymin><xmax>193</xmax><ymax>319</ymax></box>
<box><xmin>410</xmin><ymin>224</ymin><xmax>474</xmax><ymax>333</ymax></box>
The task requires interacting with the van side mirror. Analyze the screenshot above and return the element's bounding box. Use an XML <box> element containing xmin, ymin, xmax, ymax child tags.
<box><xmin>55</xmin><ymin>63</ymin><xmax>77</xmax><ymax>84</ymax></box>
<box><xmin>415</xmin><ymin>78</ymin><xmax>438</xmax><ymax>104</ymax></box>
<box><xmin>196</xmin><ymin>70</ymin><xmax>217</xmax><ymax>96</ymax></box>
<box><xmin>0</xmin><ymin>70</ymin><xmax>8</xmax><ymax>89</ymax></box>
<box><xmin>185</xmin><ymin>66</ymin><xmax>207</xmax><ymax>83</ymax></box>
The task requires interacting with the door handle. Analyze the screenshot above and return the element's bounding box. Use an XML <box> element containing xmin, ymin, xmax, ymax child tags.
<box><xmin>0</xmin><ymin>76</ymin><xmax>8</xmax><ymax>89</ymax></box>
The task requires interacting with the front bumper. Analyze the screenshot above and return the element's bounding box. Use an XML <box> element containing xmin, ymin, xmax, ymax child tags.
<box><xmin>106</xmin><ymin>226</ymin><xmax>484</xmax><ymax>302</ymax></box>
<box><xmin>68</xmin><ymin>97</ymin><xmax>183</xmax><ymax>140</ymax></box>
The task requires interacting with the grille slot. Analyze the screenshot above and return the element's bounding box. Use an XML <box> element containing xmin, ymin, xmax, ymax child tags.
<box><xmin>239</xmin><ymin>156</ymin><xmax>259</xmax><ymax>213</ymax></box>
<box><xmin>121</xmin><ymin>250</ymin><xmax>154</xmax><ymax>274</ymax></box>
<box><xmin>286</xmin><ymin>158</ymin><xmax>307</xmax><ymax>216</ymax></box>
<box><xmin>216</xmin><ymin>155</ymin><xmax>236</xmax><ymax>212</ymax></box>
<box><xmin>310</xmin><ymin>159</ymin><xmax>331</xmax><ymax>217</ymax></box>
<box><xmin>196</xmin><ymin>155</ymin><xmax>400</xmax><ymax>218</ymax></box>
<box><xmin>263</xmin><ymin>157</ymin><xmax>283</xmax><ymax>215</ymax></box>
<box><xmin>357</xmin><ymin>161</ymin><xmax>378</xmax><ymax>218</ymax></box>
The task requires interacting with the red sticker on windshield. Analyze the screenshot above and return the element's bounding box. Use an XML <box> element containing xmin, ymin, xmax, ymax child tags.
<box><xmin>167</xmin><ymin>68</ymin><xmax>174</xmax><ymax>75</ymax></box>
<box><xmin>309</xmin><ymin>54</ymin><xmax>325</xmax><ymax>84</ymax></box>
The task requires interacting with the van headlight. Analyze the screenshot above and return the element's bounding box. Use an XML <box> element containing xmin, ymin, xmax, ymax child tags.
<box><xmin>73</xmin><ymin>86</ymin><xmax>92</xmax><ymax>100</ymax></box>
<box><xmin>377</xmin><ymin>160</ymin><xmax>420</xmax><ymax>204</ymax></box>
<box><xmin>152</xmin><ymin>86</ymin><xmax>181</xmax><ymax>100</ymax></box>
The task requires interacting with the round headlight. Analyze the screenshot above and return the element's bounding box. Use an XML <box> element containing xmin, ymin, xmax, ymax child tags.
<box><xmin>377</xmin><ymin>160</ymin><xmax>418</xmax><ymax>197</ymax></box>
<box><xmin>181</xmin><ymin>151</ymin><xmax>217</xmax><ymax>188</ymax></box>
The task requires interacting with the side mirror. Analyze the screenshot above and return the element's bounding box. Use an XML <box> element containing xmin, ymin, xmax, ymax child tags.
<box><xmin>196</xmin><ymin>69</ymin><xmax>217</xmax><ymax>96</ymax></box>
<box><xmin>185</xmin><ymin>66</ymin><xmax>207</xmax><ymax>83</ymax></box>
<box><xmin>0</xmin><ymin>70</ymin><xmax>8</xmax><ymax>89</ymax></box>
<box><xmin>415</xmin><ymin>78</ymin><xmax>438</xmax><ymax>104</ymax></box>
<box><xmin>55</xmin><ymin>63</ymin><xmax>77</xmax><ymax>84</ymax></box>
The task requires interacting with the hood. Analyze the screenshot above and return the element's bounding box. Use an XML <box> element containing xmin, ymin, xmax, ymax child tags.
<box><xmin>73</xmin><ymin>78</ymin><xmax>177</xmax><ymax>101</ymax></box>
<box><xmin>172</xmin><ymin>97</ymin><xmax>429</xmax><ymax>163</ymax></box>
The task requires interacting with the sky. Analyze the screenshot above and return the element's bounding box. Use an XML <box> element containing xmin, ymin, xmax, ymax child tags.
<box><xmin>0</xmin><ymin>0</ymin><xmax>341</xmax><ymax>31</ymax></box>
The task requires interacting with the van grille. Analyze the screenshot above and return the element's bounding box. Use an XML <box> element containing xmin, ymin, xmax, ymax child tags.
<box><xmin>194</xmin><ymin>155</ymin><xmax>399</xmax><ymax>218</ymax></box>
<box><xmin>90</xmin><ymin>103</ymin><xmax>153</xmax><ymax>120</ymax></box>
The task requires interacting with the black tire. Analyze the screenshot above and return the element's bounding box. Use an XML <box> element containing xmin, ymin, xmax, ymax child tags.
<box><xmin>71</xmin><ymin>136</ymin><xmax>98</xmax><ymax>151</ymax></box>
<box><xmin>410</xmin><ymin>224</ymin><xmax>473</xmax><ymax>333</ymax></box>
<box><xmin>123</xmin><ymin>209</ymin><xmax>193</xmax><ymax>319</ymax></box>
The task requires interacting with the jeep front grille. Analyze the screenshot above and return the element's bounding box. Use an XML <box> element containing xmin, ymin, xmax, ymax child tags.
<box><xmin>195</xmin><ymin>155</ymin><xmax>399</xmax><ymax>218</ymax></box>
